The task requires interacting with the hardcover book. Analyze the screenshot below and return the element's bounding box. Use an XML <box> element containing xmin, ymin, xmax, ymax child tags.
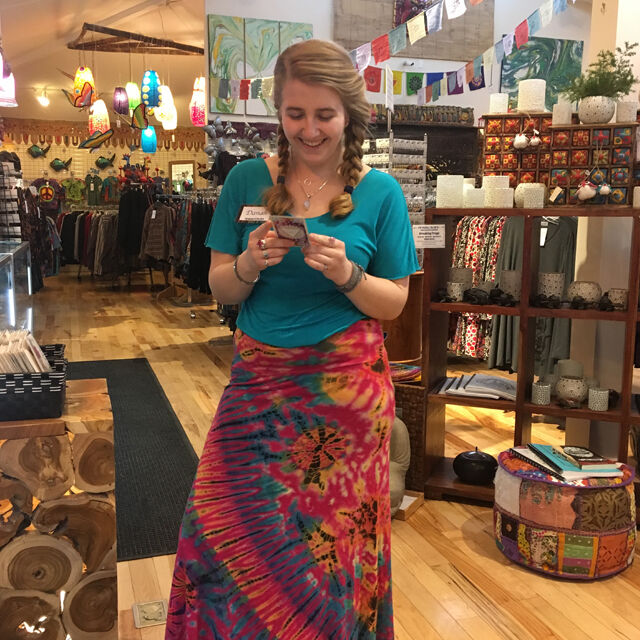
<box><xmin>553</xmin><ymin>445</ymin><xmax>618</xmax><ymax>470</ymax></box>
<box><xmin>464</xmin><ymin>374</ymin><xmax>517</xmax><ymax>401</ymax></box>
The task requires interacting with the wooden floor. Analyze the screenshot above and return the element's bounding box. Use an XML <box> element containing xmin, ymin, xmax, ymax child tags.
<box><xmin>32</xmin><ymin>267</ymin><xmax>640</xmax><ymax>640</ymax></box>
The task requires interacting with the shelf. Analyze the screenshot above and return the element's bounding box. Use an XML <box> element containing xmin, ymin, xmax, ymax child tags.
<box><xmin>629</xmin><ymin>410</ymin><xmax>640</xmax><ymax>425</ymax></box>
<box><xmin>429</xmin><ymin>392</ymin><xmax>516</xmax><ymax>412</ymax></box>
<box><xmin>431</xmin><ymin>301</ymin><xmax>519</xmax><ymax>316</ymax></box>
<box><xmin>526</xmin><ymin>307</ymin><xmax>629</xmax><ymax>321</ymax></box>
<box><xmin>427</xmin><ymin>205</ymin><xmax>638</xmax><ymax>218</ymax></box>
<box><xmin>525</xmin><ymin>401</ymin><xmax>623</xmax><ymax>423</ymax></box>
<box><xmin>424</xmin><ymin>457</ymin><xmax>495</xmax><ymax>502</ymax></box>
<box><xmin>373</xmin><ymin>120</ymin><xmax>475</xmax><ymax>129</ymax></box>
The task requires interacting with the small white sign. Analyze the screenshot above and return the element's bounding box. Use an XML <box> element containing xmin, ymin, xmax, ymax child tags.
<box><xmin>237</xmin><ymin>205</ymin><xmax>269</xmax><ymax>223</ymax></box>
<box><xmin>151</xmin><ymin>209</ymin><xmax>157</xmax><ymax>220</ymax></box>
<box><xmin>413</xmin><ymin>224</ymin><xmax>445</xmax><ymax>249</ymax></box>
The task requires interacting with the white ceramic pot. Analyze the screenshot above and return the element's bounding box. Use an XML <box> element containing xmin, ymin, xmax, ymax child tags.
<box><xmin>567</xmin><ymin>280</ymin><xmax>602</xmax><ymax>303</ymax></box>
<box><xmin>556</xmin><ymin>375</ymin><xmax>589</xmax><ymax>404</ymax></box>
<box><xmin>578</xmin><ymin>96</ymin><xmax>616</xmax><ymax>124</ymax></box>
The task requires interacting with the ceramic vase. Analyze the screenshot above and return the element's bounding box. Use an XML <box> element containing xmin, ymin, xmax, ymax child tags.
<box><xmin>578</xmin><ymin>96</ymin><xmax>616</xmax><ymax>124</ymax></box>
<box><xmin>556</xmin><ymin>375</ymin><xmax>589</xmax><ymax>404</ymax></box>
<box><xmin>588</xmin><ymin>387</ymin><xmax>609</xmax><ymax>412</ymax></box>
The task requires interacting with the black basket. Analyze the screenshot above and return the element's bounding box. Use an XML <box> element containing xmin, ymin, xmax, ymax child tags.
<box><xmin>0</xmin><ymin>345</ymin><xmax>67</xmax><ymax>421</ymax></box>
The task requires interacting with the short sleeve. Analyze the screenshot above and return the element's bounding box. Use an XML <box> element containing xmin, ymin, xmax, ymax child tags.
<box><xmin>368</xmin><ymin>178</ymin><xmax>420</xmax><ymax>279</ymax></box>
<box><xmin>204</xmin><ymin>162</ymin><xmax>246</xmax><ymax>255</ymax></box>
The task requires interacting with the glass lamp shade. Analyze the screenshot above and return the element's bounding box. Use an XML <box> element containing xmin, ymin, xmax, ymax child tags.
<box><xmin>155</xmin><ymin>85</ymin><xmax>174</xmax><ymax>122</ymax></box>
<box><xmin>113</xmin><ymin>87</ymin><xmax>129</xmax><ymax>115</ymax></box>
<box><xmin>88</xmin><ymin>99</ymin><xmax>111</xmax><ymax>135</ymax></box>
<box><xmin>126</xmin><ymin>82</ymin><xmax>141</xmax><ymax>110</ymax></box>
<box><xmin>0</xmin><ymin>51</ymin><xmax>17</xmax><ymax>107</ymax></box>
<box><xmin>161</xmin><ymin>103</ymin><xmax>177</xmax><ymax>130</ymax></box>
<box><xmin>141</xmin><ymin>125</ymin><xmax>157</xmax><ymax>153</ymax></box>
<box><xmin>73</xmin><ymin>66</ymin><xmax>95</xmax><ymax>96</ymax></box>
<box><xmin>141</xmin><ymin>70</ymin><xmax>160</xmax><ymax>108</ymax></box>
<box><xmin>189</xmin><ymin>77</ymin><xmax>206</xmax><ymax>127</ymax></box>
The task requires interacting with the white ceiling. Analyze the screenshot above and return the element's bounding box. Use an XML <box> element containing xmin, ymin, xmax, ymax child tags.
<box><xmin>0</xmin><ymin>0</ymin><xmax>206</xmax><ymax>126</ymax></box>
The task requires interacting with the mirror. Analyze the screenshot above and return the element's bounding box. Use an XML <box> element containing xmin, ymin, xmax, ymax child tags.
<box><xmin>169</xmin><ymin>160</ymin><xmax>195</xmax><ymax>193</ymax></box>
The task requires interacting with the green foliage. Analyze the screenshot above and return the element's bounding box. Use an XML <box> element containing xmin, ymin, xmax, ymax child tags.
<box><xmin>564</xmin><ymin>42</ymin><xmax>639</xmax><ymax>101</ymax></box>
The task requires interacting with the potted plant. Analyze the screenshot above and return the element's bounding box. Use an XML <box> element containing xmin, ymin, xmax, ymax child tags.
<box><xmin>563</xmin><ymin>41</ymin><xmax>638</xmax><ymax>124</ymax></box>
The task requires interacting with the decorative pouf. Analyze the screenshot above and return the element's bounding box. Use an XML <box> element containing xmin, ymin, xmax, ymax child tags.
<box><xmin>494</xmin><ymin>450</ymin><xmax>636</xmax><ymax>579</ymax></box>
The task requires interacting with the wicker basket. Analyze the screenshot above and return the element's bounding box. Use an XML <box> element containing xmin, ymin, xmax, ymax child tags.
<box><xmin>394</xmin><ymin>382</ymin><xmax>427</xmax><ymax>492</ymax></box>
<box><xmin>0</xmin><ymin>344</ymin><xmax>67</xmax><ymax>421</ymax></box>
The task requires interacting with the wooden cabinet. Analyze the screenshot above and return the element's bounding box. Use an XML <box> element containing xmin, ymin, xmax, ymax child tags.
<box><xmin>419</xmin><ymin>205</ymin><xmax>640</xmax><ymax>502</ymax></box>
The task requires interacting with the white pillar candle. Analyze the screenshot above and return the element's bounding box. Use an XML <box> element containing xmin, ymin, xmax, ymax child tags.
<box><xmin>517</xmin><ymin>79</ymin><xmax>546</xmax><ymax>112</ymax></box>
<box><xmin>463</xmin><ymin>187</ymin><xmax>485</xmax><ymax>208</ymax></box>
<box><xmin>482</xmin><ymin>175</ymin><xmax>510</xmax><ymax>189</ymax></box>
<box><xmin>485</xmin><ymin>187</ymin><xmax>514</xmax><ymax>208</ymax></box>
<box><xmin>436</xmin><ymin>175</ymin><xmax>464</xmax><ymax>208</ymax></box>
<box><xmin>633</xmin><ymin>186</ymin><xmax>640</xmax><ymax>208</ymax></box>
<box><xmin>514</xmin><ymin>183</ymin><xmax>546</xmax><ymax>208</ymax></box>
<box><xmin>552</xmin><ymin>99</ymin><xmax>572</xmax><ymax>125</ymax></box>
<box><xmin>616</xmin><ymin>100</ymin><xmax>639</xmax><ymax>123</ymax></box>
<box><xmin>489</xmin><ymin>92</ymin><xmax>509</xmax><ymax>114</ymax></box>
<box><xmin>463</xmin><ymin>178</ymin><xmax>476</xmax><ymax>186</ymax></box>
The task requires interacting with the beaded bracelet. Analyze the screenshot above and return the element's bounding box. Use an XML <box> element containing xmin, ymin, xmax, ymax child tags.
<box><xmin>336</xmin><ymin>260</ymin><xmax>366</xmax><ymax>293</ymax></box>
<box><xmin>233</xmin><ymin>255</ymin><xmax>260</xmax><ymax>285</ymax></box>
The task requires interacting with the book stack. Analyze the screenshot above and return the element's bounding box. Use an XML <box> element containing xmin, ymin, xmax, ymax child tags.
<box><xmin>435</xmin><ymin>374</ymin><xmax>516</xmax><ymax>401</ymax></box>
<box><xmin>510</xmin><ymin>443</ymin><xmax>622</xmax><ymax>481</ymax></box>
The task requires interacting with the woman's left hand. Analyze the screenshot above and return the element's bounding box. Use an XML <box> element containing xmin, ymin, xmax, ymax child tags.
<box><xmin>302</xmin><ymin>233</ymin><xmax>351</xmax><ymax>285</ymax></box>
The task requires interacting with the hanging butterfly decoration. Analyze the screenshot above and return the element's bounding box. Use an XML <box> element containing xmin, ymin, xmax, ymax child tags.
<box><xmin>130</xmin><ymin>103</ymin><xmax>148</xmax><ymax>130</ymax></box>
<box><xmin>78</xmin><ymin>128</ymin><xmax>115</xmax><ymax>152</ymax></box>
<box><xmin>61</xmin><ymin>82</ymin><xmax>94</xmax><ymax>109</ymax></box>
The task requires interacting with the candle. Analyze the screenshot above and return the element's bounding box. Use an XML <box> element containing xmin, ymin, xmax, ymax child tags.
<box><xmin>517</xmin><ymin>79</ymin><xmax>546</xmax><ymax>112</ymax></box>
<box><xmin>489</xmin><ymin>93</ymin><xmax>509</xmax><ymax>114</ymax></box>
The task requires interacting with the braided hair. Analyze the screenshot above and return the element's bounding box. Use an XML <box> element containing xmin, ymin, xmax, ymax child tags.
<box><xmin>263</xmin><ymin>39</ymin><xmax>370</xmax><ymax>219</ymax></box>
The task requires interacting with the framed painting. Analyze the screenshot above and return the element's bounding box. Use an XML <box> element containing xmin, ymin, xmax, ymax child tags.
<box><xmin>500</xmin><ymin>36</ymin><xmax>584</xmax><ymax>111</ymax></box>
<box><xmin>208</xmin><ymin>15</ymin><xmax>244</xmax><ymax>115</ymax></box>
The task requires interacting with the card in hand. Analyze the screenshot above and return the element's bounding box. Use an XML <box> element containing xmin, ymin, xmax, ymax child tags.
<box><xmin>270</xmin><ymin>215</ymin><xmax>309</xmax><ymax>246</ymax></box>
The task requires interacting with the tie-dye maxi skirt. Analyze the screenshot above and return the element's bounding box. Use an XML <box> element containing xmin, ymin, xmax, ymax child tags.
<box><xmin>165</xmin><ymin>319</ymin><xmax>395</xmax><ymax>640</ymax></box>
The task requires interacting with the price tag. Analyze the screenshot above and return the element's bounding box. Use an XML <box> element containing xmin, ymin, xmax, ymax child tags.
<box><xmin>29</xmin><ymin>186</ymin><xmax>37</xmax><ymax>196</ymax></box>
<box><xmin>540</xmin><ymin>226</ymin><xmax>548</xmax><ymax>247</ymax></box>
<box><xmin>90</xmin><ymin>182</ymin><xmax>95</xmax><ymax>191</ymax></box>
<box><xmin>151</xmin><ymin>209</ymin><xmax>157</xmax><ymax>219</ymax></box>
<box><xmin>413</xmin><ymin>224</ymin><xmax>445</xmax><ymax>249</ymax></box>
<box><xmin>549</xmin><ymin>186</ymin><xmax>562</xmax><ymax>203</ymax></box>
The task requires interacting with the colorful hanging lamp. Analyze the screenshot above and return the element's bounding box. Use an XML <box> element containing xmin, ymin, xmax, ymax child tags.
<box><xmin>141</xmin><ymin>125</ymin><xmax>157</xmax><ymax>153</ymax></box>
<box><xmin>0</xmin><ymin>51</ymin><xmax>17</xmax><ymax>108</ymax></box>
<box><xmin>73</xmin><ymin>66</ymin><xmax>95</xmax><ymax>97</ymax></box>
<box><xmin>155</xmin><ymin>85</ymin><xmax>177</xmax><ymax>130</ymax></box>
<box><xmin>113</xmin><ymin>87</ymin><xmax>129</xmax><ymax>115</ymax></box>
<box><xmin>189</xmin><ymin>76</ymin><xmax>206</xmax><ymax>127</ymax></box>
<box><xmin>88</xmin><ymin>99</ymin><xmax>110</xmax><ymax>135</ymax></box>
<box><xmin>161</xmin><ymin>103</ymin><xmax>177</xmax><ymax>130</ymax></box>
<box><xmin>125</xmin><ymin>82</ymin><xmax>141</xmax><ymax>110</ymax></box>
<box><xmin>141</xmin><ymin>70</ymin><xmax>160</xmax><ymax>108</ymax></box>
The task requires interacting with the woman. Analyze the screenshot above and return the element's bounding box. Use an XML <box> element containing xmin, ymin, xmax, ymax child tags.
<box><xmin>166</xmin><ymin>39</ymin><xmax>419</xmax><ymax>640</ymax></box>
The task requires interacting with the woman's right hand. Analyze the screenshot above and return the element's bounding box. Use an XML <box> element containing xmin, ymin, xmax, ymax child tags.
<box><xmin>244</xmin><ymin>221</ymin><xmax>295</xmax><ymax>272</ymax></box>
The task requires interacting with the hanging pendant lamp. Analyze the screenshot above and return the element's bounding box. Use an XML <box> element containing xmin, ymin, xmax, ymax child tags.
<box><xmin>73</xmin><ymin>66</ymin><xmax>95</xmax><ymax>97</ymax></box>
<box><xmin>189</xmin><ymin>76</ymin><xmax>206</xmax><ymax>127</ymax></box>
<box><xmin>141</xmin><ymin>70</ymin><xmax>160</xmax><ymax>108</ymax></box>
<box><xmin>113</xmin><ymin>87</ymin><xmax>129</xmax><ymax>115</ymax></box>
<box><xmin>88</xmin><ymin>99</ymin><xmax>110</xmax><ymax>134</ymax></box>
<box><xmin>125</xmin><ymin>82</ymin><xmax>141</xmax><ymax>110</ymax></box>
<box><xmin>141</xmin><ymin>125</ymin><xmax>157</xmax><ymax>153</ymax></box>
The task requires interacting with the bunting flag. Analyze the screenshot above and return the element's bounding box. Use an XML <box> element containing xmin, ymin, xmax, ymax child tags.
<box><xmin>209</xmin><ymin>0</ymin><xmax>574</xmax><ymax>107</ymax></box>
<box><xmin>364</xmin><ymin>66</ymin><xmax>383</xmax><ymax>92</ymax></box>
<box><xmin>407</xmin><ymin>13</ymin><xmax>427</xmax><ymax>45</ymax></box>
<box><xmin>388</xmin><ymin>24</ymin><xmax>407</xmax><ymax>54</ymax></box>
<box><xmin>239</xmin><ymin>79</ymin><xmax>250</xmax><ymax>100</ymax></box>
<box><xmin>392</xmin><ymin>70</ymin><xmax>403</xmax><ymax>95</ymax></box>
<box><xmin>515</xmin><ymin>19</ymin><xmax>529</xmax><ymax>48</ymax></box>
<box><xmin>372</xmin><ymin>34</ymin><xmax>390</xmax><ymax>64</ymax></box>
<box><xmin>445</xmin><ymin>0</ymin><xmax>467</xmax><ymax>20</ymax></box>
<box><xmin>502</xmin><ymin>32</ymin><xmax>515</xmax><ymax>56</ymax></box>
<box><xmin>527</xmin><ymin>9</ymin><xmax>542</xmax><ymax>36</ymax></box>
<box><xmin>261</xmin><ymin>77</ymin><xmax>274</xmax><ymax>98</ymax></box>
<box><xmin>406</xmin><ymin>72</ymin><xmax>425</xmax><ymax>95</ymax></box>
<box><xmin>385</xmin><ymin>63</ymin><xmax>394</xmax><ymax>112</ymax></box>
<box><xmin>218</xmin><ymin>78</ymin><xmax>229</xmax><ymax>99</ymax></box>
<box><xmin>426</xmin><ymin>2</ymin><xmax>444</xmax><ymax>33</ymax></box>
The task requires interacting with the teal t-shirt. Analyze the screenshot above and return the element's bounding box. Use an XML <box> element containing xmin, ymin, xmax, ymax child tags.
<box><xmin>205</xmin><ymin>158</ymin><xmax>419</xmax><ymax>347</ymax></box>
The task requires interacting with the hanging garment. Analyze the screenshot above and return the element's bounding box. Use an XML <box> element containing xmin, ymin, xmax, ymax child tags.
<box><xmin>185</xmin><ymin>200</ymin><xmax>213</xmax><ymax>293</ymax></box>
<box><xmin>139</xmin><ymin>202</ymin><xmax>175</xmax><ymax>262</ymax></box>
<box><xmin>117</xmin><ymin>188</ymin><xmax>149</xmax><ymax>257</ymax></box>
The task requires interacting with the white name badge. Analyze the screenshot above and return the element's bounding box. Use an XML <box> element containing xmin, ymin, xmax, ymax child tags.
<box><xmin>413</xmin><ymin>224</ymin><xmax>446</xmax><ymax>249</ymax></box>
<box><xmin>237</xmin><ymin>205</ymin><xmax>269</xmax><ymax>223</ymax></box>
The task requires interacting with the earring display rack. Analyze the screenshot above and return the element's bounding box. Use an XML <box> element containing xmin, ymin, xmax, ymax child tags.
<box><xmin>482</xmin><ymin>113</ymin><xmax>553</xmax><ymax>188</ymax></box>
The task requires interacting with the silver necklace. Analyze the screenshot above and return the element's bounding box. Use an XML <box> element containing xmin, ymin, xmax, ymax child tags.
<box><xmin>296</xmin><ymin>176</ymin><xmax>329</xmax><ymax>210</ymax></box>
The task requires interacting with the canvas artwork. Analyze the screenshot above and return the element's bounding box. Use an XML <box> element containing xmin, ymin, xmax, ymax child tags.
<box><xmin>208</xmin><ymin>15</ymin><xmax>245</xmax><ymax>115</ymax></box>
<box><xmin>209</xmin><ymin>15</ymin><xmax>312</xmax><ymax>117</ymax></box>
<box><xmin>500</xmin><ymin>36</ymin><xmax>584</xmax><ymax>111</ymax></box>
<box><xmin>393</xmin><ymin>0</ymin><xmax>429</xmax><ymax>28</ymax></box>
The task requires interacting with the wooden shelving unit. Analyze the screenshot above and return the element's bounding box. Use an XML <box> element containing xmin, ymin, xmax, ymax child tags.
<box><xmin>419</xmin><ymin>204</ymin><xmax>640</xmax><ymax>502</ymax></box>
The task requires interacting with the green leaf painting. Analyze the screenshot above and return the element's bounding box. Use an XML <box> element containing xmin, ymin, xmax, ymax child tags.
<box><xmin>209</xmin><ymin>15</ymin><xmax>244</xmax><ymax>114</ymax></box>
<box><xmin>209</xmin><ymin>15</ymin><xmax>312</xmax><ymax>117</ymax></box>
<box><xmin>500</xmin><ymin>36</ymin><xmax>584</xmax><ymax>110</ymax></box>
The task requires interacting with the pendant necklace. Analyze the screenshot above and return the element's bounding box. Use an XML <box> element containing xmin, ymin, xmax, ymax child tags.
<box><xmin>297</xmin><ymin>176</ymin><xmax>329</xmax><ymax>210</ymax></box>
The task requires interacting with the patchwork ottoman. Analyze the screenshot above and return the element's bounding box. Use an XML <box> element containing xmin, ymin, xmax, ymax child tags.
<box><xmin>494</xmin><ymin>450</ymin><xmax>636</xmax><ymax>579</ymax></box>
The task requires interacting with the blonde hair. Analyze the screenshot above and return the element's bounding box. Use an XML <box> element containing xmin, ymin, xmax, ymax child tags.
<box><xmin>263</xmin><ymin>39</ymin><xmax>370</xmax><ymax>219</ymax></box>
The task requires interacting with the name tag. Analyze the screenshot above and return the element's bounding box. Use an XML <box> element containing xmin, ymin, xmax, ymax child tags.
<box><xmin>237</xmin><ymin>205</ymin><xmax>269</xmax><ymax>223</ymax></box>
